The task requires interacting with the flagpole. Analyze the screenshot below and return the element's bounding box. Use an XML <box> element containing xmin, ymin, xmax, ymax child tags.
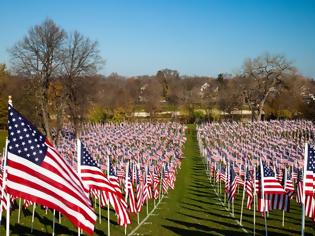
<box><xmin>253</xmin><ymin>164</ymin><xmax>256</xmax><ymax>236</ymax></box>
<box><xmin>5</xmin><ymin>192</ymin><xmax>10</xmax><ymax>236</ymax></box>
<box><xmin>107</xmin><ymin>156</ymin><xmax>110</xmax><ymax>236</ymax></box>
<box><xmin>301</xmin><ymin>143</ymin><xmax>307</xmax><ymax>236</ymax></box>
<box><xmin>5</xmin><ymin>97</ymin><xmax>13</xmax><ymax>236</ymax></box>
<box><xmin>31</xmin><ymin>203</ymin><xmax>36</xmax><ymax>233</ymax></box>
<box><xmin>52</xmin><ymin>209</ymin><xmax>55</xmax><ymax>236</ymax></box>
<box><xmin>99</xmin><ymin>192</ymin><xmax>102</xmax><ymax>224</ymax></box>
<box><xmin>76</xmin><ymin>139</ymin><xmax>81</xmax><ymax>235</ymax></box>
<box><xmin>17</xmin><ymin>198</ymin><xmax>21</xmax><ymax>223</ymax></box>
<box><xmin>240</xmin><ymin>173</ymin><xmax>246</xmax><ymax>226</ymax></box>
<box><xmin>282</xmin><ymin>167</ymin><xmax>287</xmax><ymax>227</ymax></box>
<box><xmin>124</xmin><ymin>161</ymin><xmax>130</xmax><ymax>235</ymax></box>
<box><xmin>260</xmin><ymin>159</ymin><xmax>268</xmax><ymax>236</ymax></box>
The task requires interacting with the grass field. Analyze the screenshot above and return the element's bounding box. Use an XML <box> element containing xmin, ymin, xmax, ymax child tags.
<box><xmin>0</xmin><ymin>125</ymin><xmax>314</xmax><ymax>235</ymax></box>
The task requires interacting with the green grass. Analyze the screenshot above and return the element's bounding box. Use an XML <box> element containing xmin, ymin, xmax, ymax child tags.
<box><xmin>0</xmin><ymin>125</ymin><xmax>314</xmax><ymax>235</ymax></box>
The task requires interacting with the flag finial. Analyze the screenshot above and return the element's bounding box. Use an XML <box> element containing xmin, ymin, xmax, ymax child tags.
<box><xmin>8</xmin><ymin>95</ymin><xmax>12</xmax><ymax>106</ymax></box>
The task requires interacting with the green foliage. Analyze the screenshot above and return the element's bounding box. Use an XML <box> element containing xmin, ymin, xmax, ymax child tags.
<box><xmin>209</xmin><ymin>108</ymin><xmax>221</xmax><ymax>121</ymax></box>
<box><xmin>0</xmin><ymin>99</ymin><xmax>6</xmax><ymax>129</ymax></box>
<box><xmin>0</xmin><ymin>130</ymin><xmax>6</xmax><ymax>152</ymax></box>
<box><xmin>87</xmin><ymin>106</ymin><xmax>107</xmax><ymax>123</ymax></box>
<box><xmin>110</xmin><ymin>112</ymin><xmax>125</xmax><ymax>123</ymax></box>
<box><xmin>277</xmin><ymin>109</ymin><xmax>293</xmax><ymax>119</ymax></box>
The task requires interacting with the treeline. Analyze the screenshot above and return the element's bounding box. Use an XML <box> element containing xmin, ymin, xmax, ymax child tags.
<box><xmin>0</xmin><ymin>19</ymin><xmax>315</xmax><ymax>142</ymax></box>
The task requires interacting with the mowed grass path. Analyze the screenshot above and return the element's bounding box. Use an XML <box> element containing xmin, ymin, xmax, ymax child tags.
<box><xmin>134</xmin><ymin>124</ymin><xmax>245</xmax><ymax>235</ymax></box>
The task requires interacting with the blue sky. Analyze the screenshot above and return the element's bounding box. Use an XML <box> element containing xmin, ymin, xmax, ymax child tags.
<box><xmin>0</xmin><ymin>0</ymin><xmax>314</xmax><ymax>77</ymax></box>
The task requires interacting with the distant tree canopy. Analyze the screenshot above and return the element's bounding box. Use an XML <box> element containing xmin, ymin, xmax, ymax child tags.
<box><xmin>0</xmin><ymin>18</ymin><xmax>314</xmax><ymax>132</ymax></box>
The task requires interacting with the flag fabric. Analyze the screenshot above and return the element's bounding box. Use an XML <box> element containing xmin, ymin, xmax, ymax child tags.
<box><xmin>245</xmin><ymin>166</ymin><xmax>253</xmax><ymax>209</ymax></box>
<box><xmin>284</xmin><ymin>169</ymin><xmax>295</xmax><ymax>199</ymax></box>
<box><xmin>0</xmin><ymin>171</ymin><xmax>8</xmax><ymax>211</ymax></box>
<box><xmin>261</xmin><ymin>161</ymin><xmax>286</xmax><ymax>195</ymax></box>
<box><xmin>136</xmin><ymin>166</ymin><xmax>143</xmax><ymax>212</ymax></box>
<box><xmin>6</xmin><ymin>105</ymin><xmax>96</xmax><ymax>235</ymax></box>
<box><xmin>153</xmin><ymin>167</ymin><xmax>160</xmax><ymax>199</ymax></box>
<box><xmin>227</xmin><ymin>162</ymin><xmax>237</xmax><ymax>202</ymax></box>
<box><xmin>108</xmin><ymin>157</ymin><xmax>131</xmax><ymax>226</ymax></box>
<box><xmin>125</xmin><ymin>164</ymin><xmax>136</xmax><ymax>214</ymax></box>
<box><xmin>296</xmin><ymin>169</ymin><xmax>303</xmax><ymax>204</ymax></box>
<box><xmin>79</xmin><ymin>140</ymin><xmax>116</xmax><ymax>199</ymax></box>
<box><xmin>303</xmin><ymin>144</ymin><xmax>315</xmax><ymax>220</ymax></box>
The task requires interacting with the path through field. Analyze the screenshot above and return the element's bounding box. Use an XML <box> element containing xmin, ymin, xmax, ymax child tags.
<box><xmin>132</xmin><ymin>124</ymin><xmax>314</xmax><ymax>236</ymax></box>
<box><xmin>133</xmin><ymin>125</ymin><xmax>246</xmax><ymax>236</ymax></box>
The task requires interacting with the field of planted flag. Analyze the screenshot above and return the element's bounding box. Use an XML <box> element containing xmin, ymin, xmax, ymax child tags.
<box><xmin>0</xmin><ymin>104</ymin><xmax>186</xmax><ymax>235</ymax></box>
<box><xmin>197</xmin><ymin>121</ymin><xmax>315</xmax><ymax>235</ymax></box>
<box><xmin>0</xmin><ymin>104</ymin><xmax>314</xmax><ymax>235</ymax></box>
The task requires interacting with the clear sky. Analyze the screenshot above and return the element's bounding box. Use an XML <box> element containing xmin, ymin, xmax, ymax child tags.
<box><xmin>0</xmin><ymin>0</ymin><xmax>314</xmax><ymax>77</ymax></box>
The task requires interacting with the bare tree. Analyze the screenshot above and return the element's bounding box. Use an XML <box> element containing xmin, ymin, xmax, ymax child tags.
<box><xmin>241</xmin><ymin>53</ymin><xmax>295</xmax><ymax>120</ymax></box>
<box><xmin>10</xmin><ymin>19</ymin><xmax>66</xmax><ymax>141</ymax></box>
<box><xmin>60</xmin><ymin>31</ymin><xmax>104</xmax><ymax>137</ymax></box>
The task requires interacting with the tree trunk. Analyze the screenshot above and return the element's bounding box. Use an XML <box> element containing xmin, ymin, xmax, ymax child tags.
<box><xmin>41</xmin><ymin>100</ymin><xmax>52</xmax><ymax>141</ymax></box>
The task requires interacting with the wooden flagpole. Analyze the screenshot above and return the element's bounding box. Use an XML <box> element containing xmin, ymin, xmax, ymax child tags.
<box><xmin>260</xmin><ymin>159</ymin><xmax>268</xmax><ymax>236</ymax></box>
<box><xmin>76</xmin><ymin>139</ymin><xmax>81</xmax><ymax>236</ymax></box>
<box><xmin>124</xmin><ymin>161</ymin><xmax>130</xmax><ymax>235</ymax></box>
<box><xmin>107</xmin><ymin>156</ymin><xmax>110</xmax><ymax>236</ymax></box>
<box><xmin>301</xmin><ymin>143</ymin><xmax>307</xmax><ymax>236</ymax></box>
<box><xmin>17</xmin><ymin>198</ymin><xmax>22</xmax><ymax>223</ymax></box>
<box><xmin>99</xmin><ymin>192</ymin><xmax>102</xmax><ymax>224</ymax></box>
<box><xmin>253</xmin><ymin>164</ymin><xmax>256</xmax><ymax>236</ymax></box>
<box><xmin>31</xmin><ymin>203</ymin><xmax>36</xmax><ymax>233</ymax></box>
<box><xmin>146</xmin><ymin>164</ymin><xmax>149</xmax><ymax>216</ymax></box>
<box><xmin>52</xmin><ymin>209</ymin><xmax>56</xmax><ymax>236</ymax></box>
<box><xmin>282</xmin><ymin>167</ymin><xmax>287</xmax><ymax>227</ymax></box>
<box><xmin>240</xmin><ymin>165</ymin><xmax>246</xmax><ymax>226</ymax></box>
<box><xmin>5</xmin><ymin>96</ymin><xmax>12</xmax><ymax>236</ymax></box>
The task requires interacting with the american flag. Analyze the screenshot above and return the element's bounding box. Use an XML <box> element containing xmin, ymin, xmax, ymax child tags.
<box><xmin>79</xmin><ymin>140</ymin><xmax>116</xmax><ymax>198</ymax></box>
<box><xmin>107</xmin><ymin>157</ymin><xmax>131</xmax><ymax>226</ymax></box>
<box><xmin>245</xmin><ymin>165</ymin><xmax>253</xmax><ymax>209</ymax></box>
<box><xmin>153</xmin><ymin>167</ymin><xmax>160</xmax><ymax>199</ymax></box>
<box><xmin>227</xmin><ymin>162</ymin><xmax>237</xmax><ymax>202</ymax></box>
<box><xmin>296</xmin><ymin>168</ymin><xmax>303</xmax><ymax>204</ymax></box>
<box><xmin>142</xmin><ymin>166</ymin><xmax>151</xmax><ymax>202</ymax></box>
<box><xmin>125</xmin><ymin>164</ymin><xmax>136</xmax><ymax>214</ymax></box>
<box><xmin>261</xmin><ymin>161</ymin><xmax>286</xmax><ymax>195</ymax></box>
<box><xmin>303</xmin><ymin>144</ymin><xmax>315</xmax><ymax>220</ymax></box>
<box><xmin>6</xmin><ymin>105</ymin><xmax>96</xmax><ymax>234</ymax></box>
<box><xmin>136</xmin><ymin>166</ymin><xmax>143</xmax><ymax>212</ymax></box>
<box><xmin>284</xmin><ymin>168</ymin><xmax>295</xmax><ymax>199</ymax></box>
<box><xmin>162</xmin><ymin>165</ymin><xmax>169</xmax><ymax>193</ymax></box>
<box><xmin>304</xmin><ymin>144</ymin><xmax>315</xmax><ymax>197</ymax></box>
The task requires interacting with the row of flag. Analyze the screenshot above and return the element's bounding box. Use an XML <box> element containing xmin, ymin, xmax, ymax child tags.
<box><xmin>198</xmin><ymin>121</ymin><xmax>315</xmax><ymax>226</ymax></box>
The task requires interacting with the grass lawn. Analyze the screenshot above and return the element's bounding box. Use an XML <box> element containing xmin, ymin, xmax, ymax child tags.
<box><xmin>0</xmin><ymin>125</ymin><xmax>314</xmax><ymax>235</ymax></box>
